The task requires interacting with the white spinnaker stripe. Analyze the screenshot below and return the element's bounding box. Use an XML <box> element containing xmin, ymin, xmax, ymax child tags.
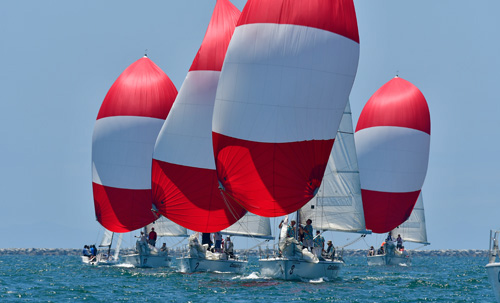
<box><xmin>355</xmin><ymin>126</ymin><xmax>430</xmax><ymax>193</ymax></box>
<box><xmin>92</xmin><ymin>116</ymin><xmax>164</xmax><ymax>189</ymax></box>
<box><xmin>213</xmin><ymin>23</ymin><xmax>359</xmax><ymax>143</ymax></box>
<box><xmin>153</xmin><ymin>70</ymin><xmax>219</xmax><ymax>170</ymax></box>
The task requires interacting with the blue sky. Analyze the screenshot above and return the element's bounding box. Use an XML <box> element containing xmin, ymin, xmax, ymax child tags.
<box><xmin>1</xmin><ymin>1</ymin><xmax>498</xmax><ymax>250</ymax></box>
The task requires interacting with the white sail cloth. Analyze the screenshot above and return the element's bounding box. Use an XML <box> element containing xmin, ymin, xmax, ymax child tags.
<box><xmin>146</xmin><ymin>216</ymin><xmax>188</xmax><ymax>237</ymax></box>
<box><xmin>391</xmin><ymin>193</ymin><xmax>429</xmax><ymax>244</ymax></box>
<box><xmin>300</xmin><ymin>102</ymin><xmax>368</xmax><ymax>233</ymax></box>
<box><xmin>221</xmin><ymin>212</ymin><xmax>273</xmax><ymax>239</ymax></box>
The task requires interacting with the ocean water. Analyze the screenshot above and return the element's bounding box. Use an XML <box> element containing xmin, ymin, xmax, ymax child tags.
<box><xmin>0</xmin><ymin>255</ymin><xmax>494</xmax><ymax>302</ymax></box>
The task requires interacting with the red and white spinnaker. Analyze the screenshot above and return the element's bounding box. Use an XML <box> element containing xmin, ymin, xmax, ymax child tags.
<box><xmin>355</xmin><ymin>76</ymin><xmax>431</xmax><ymax>233</ymax></box>
<box><xmin>212</xmin><ymin>0</ymin><xmax>361</xmax><ymax>217</ymax></box>
<box><xmin>152</xmin><ymin>0</ymin><xmax>246</xmax><ymax>232</ymax></box>
<box><xmin>92</xmin><ymin>57</ymin><xmax>178</xmax><ymax>232</ymax></box>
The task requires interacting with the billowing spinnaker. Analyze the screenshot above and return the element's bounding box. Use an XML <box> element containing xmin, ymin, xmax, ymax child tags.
<box><xmin>355</xmin><ymin>76</ymin><xmax>431</xmax><ymax>233</ymax></box>
<box><xmin>212</xmin><ymin>0</ymin><xmax>360</xmax><ymax>217</ymax></box>
<box><xmin>152</xmin><ymin>0</ymin><xmax>246</xmax><ymax>232</ymax></box>
<box><xmin>92</xmin><ymin>57</ymin><xmax>178</xmax><ymax>232</ymax></box>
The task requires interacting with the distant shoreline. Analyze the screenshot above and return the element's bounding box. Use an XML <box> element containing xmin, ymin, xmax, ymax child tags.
<box><xmin>0</xmin><ymin>248</ymin><xmax>489</xmax><ymax>257</ymax></box>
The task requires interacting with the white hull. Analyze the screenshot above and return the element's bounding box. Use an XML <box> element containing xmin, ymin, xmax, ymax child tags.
<box><xmin>258</xmin><ymin>258</ymin><xmax>343</xmax><ymax>281</ymax></box>
<box><xmin>122</xmin><ymin>253</ymin><xmax>171</xmax><ymax>268</ymax></box>
<box><xmin>177</xmin><ymin>257</ymin><xmax>247</xmax><ymax>274</ymax></box>
<box><xmin>81</xmin><ymin>256</ymin><xmax>97</xmax><ymax>265</ymax></box>
<box><xmin>81</xmin><ymin>254</ymin><xmax>119</xmax><ymax>266</ymax></box>
<box><xmin>367</xmin><ymin>253</ymin><xmax>410</xmax><ymax>266</ymax></box>
<box><xmin>486</xmin><ymin>263</ymin><xmax>500</xmax><ymax>303</ymax></box>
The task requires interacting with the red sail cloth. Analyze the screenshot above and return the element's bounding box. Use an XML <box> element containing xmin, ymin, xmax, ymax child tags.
<box><xmin>238</xmin><ymin>0</ymin><xmax>359</xmax><ymax>43</ymax></box>
<box><xmin>213</xmin><ymin>133</ymin><xmax>334</xmax><ymax>217</ymax></box>
<box><xmin>97</xmin><ymin>57</ymin><xmax>177</xmax><ymax>120</ymax></box>
<box><xmin>355</xmin><ymin>77</ymin><xmax>430</xmax><ymax>135</ymax></box>
<box><xmin>93</xmin><ymin>57</ymin><xmax>177</xmax><ymax>232</ymax></box>
<box><xmin>189</xmin><ymin>0</ymin><xmax>241</xmax><ymax>72</ymax></box>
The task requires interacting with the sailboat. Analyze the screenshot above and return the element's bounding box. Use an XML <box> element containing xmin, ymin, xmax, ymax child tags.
<box><xmin>122</xmin><ymin>215</ymin><xmax>188</xmax><ymax>268</ymax></box>
<box><xmin>81</xmin><ymin>228</ymin><xmax>122</xmax><ymax>266</ymax></box>
<box><xmin>259</xmin><ymin>101</ymin><xmax>370</xmax><ymax>280</ymax></box>
<box><xmin>355</xmin><ymin>76</ymin><xmax>431</xmax><ymax>266</ymax></box>
<box><xmin>367</xmin><ymin>193</ymin><xmax>429</xmax><ymax>266</ymax></box>
<box><xmin>178</xmin><ymin>212</ymin><xmax>273</xmax><ymax>274</ymax></box>
<box><xmin>486</xmin><ymin>230</ymin><xmax>500</xmax><ymax>302</ymax></box>
<box><xmin>91</xmin><ymin>55</ymin><xmax>178</xmax><ymax>267</ymax></box>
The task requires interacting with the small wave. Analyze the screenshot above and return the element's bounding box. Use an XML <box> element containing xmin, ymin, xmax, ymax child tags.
<box><xmin>114</xmin><ymin>263</ymin><xmax>135</xmax><ymax>268</ymax></box>
<box><xmin>307</xmin><ymin>277</ymin><xmax>327</xmax><ymax>284</ymax></box>
<box><xmin>234</xmin><ymin>272</ymin><xmax>265</xmax><ymax>280</ymax></box>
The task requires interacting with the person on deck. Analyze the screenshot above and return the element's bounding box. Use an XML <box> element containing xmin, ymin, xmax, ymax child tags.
<box><xmin>135</xmin><ymin>232</ymin><xmax>148</xmax><ymax>254</ymax></box>
<box><xmin>213</xmin><ymin>231</ymin><xmax>223</xmax><ymax>252</ymax></box>
<box><xmin>148</xmin><ymin>228</ymin><xmax>157</xmax><ymax>247</ymax></box>
<box><xmin>386</xmin><ymin>232</ymin><xmax>394</xmax><ymax>242</ymax></box>
<box><xmin>82</xmin><ymin>245</ymin><xmax>91</xmax><ymax>257</ymax></box>
<box><xmin>302</xmin><ymin>219</ymin><xmax>313</xmax><ymax>251</ymax></box>
<box><xmin>89</xmin><ymin>245</ymin><xmax>97</xmax><ymax>261</ymax></box>
<box><xmin>160</xmin><ymin>243</ymin><xmax>167</xmax><ymax>252</ymax></box>
<box><xmin>368</xmin><ymin>246</ymin><xmax>375</xmax><ymax>256</ymax></box>
<box><xmin>287</xmin><ymin>220</ymin><xmax>296</xmax><ymax>238</ymax></box>
<box><xmin>201</xmin><ymin>233</ymin><xmax>213</xmax><ymax>251</ymax></box>
<box><xmin>377</xmin><ymin>245</ymin><xmax>385</xmax><ymax>255</ymax></box>
<box><xmin>396</xmin><ymin>234</ymin><xmax>403</xmax><ymax>250</ymax></box>
<box><xmin>313</xmin><ymin>231</ymin><xmax>325</xmax><ymax>257</ymax></box>
<box><xmin>324</xmin><ymin>240</ymin><xmax>335</xmax><ymax>260</ymax></box>
<box><xmin>224</xmin><ymin>236</ymin><xmax>234</xmax><ymax>258</ymax></box>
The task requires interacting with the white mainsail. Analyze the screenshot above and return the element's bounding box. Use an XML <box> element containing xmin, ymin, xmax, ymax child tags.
<box><xmin>99</xmin><ymin>229</ymin><xmax>114</xmax><ymax>247</ymax></box>
<box><xmin>146</xmin><ymin>216</ymin><xmax>188</xmax><ymax>237</ymax></box>
<box><xmin>300</xmin><ymin>101</ymin><xmax>369</xmax><ymax>234</ymax></box>
<box><xmin>222</xmin><ymin>212</ymin><xmax>273</xmax><ymax>240</ymax></box>
<box><xmin>391</xmin><ymin>193</ymin><xmax>429</xmax><ymax>244</ymax></box>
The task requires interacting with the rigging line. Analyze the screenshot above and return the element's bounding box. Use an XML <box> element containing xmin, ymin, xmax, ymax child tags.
<box><xmin>219</xmin><ymin>187</ymin><xmax>244</xmax><ymax>223</ymax></box>
<box><xmin>219</xmin><ymin>187</ymin><xmax>259</xmax><ymax>242</ymax></box>
<box><xmin>166</xmin><ymin>236</ymin><xmax>187</xmax><ymax>248</ymax></box>
<box><xmin>337</xmin><ymin>234</ymin><xmax>366</xmax><ymax>249</ymax></box>
<box><xmin>219</xmin><ymin>187</ymin><xmax>271</xmax><ymax>244</ymax></box>
<box><xmin>409</xmin><ymin>243</ymin><xmax>428</xmax><ymax>251</ymax></box>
